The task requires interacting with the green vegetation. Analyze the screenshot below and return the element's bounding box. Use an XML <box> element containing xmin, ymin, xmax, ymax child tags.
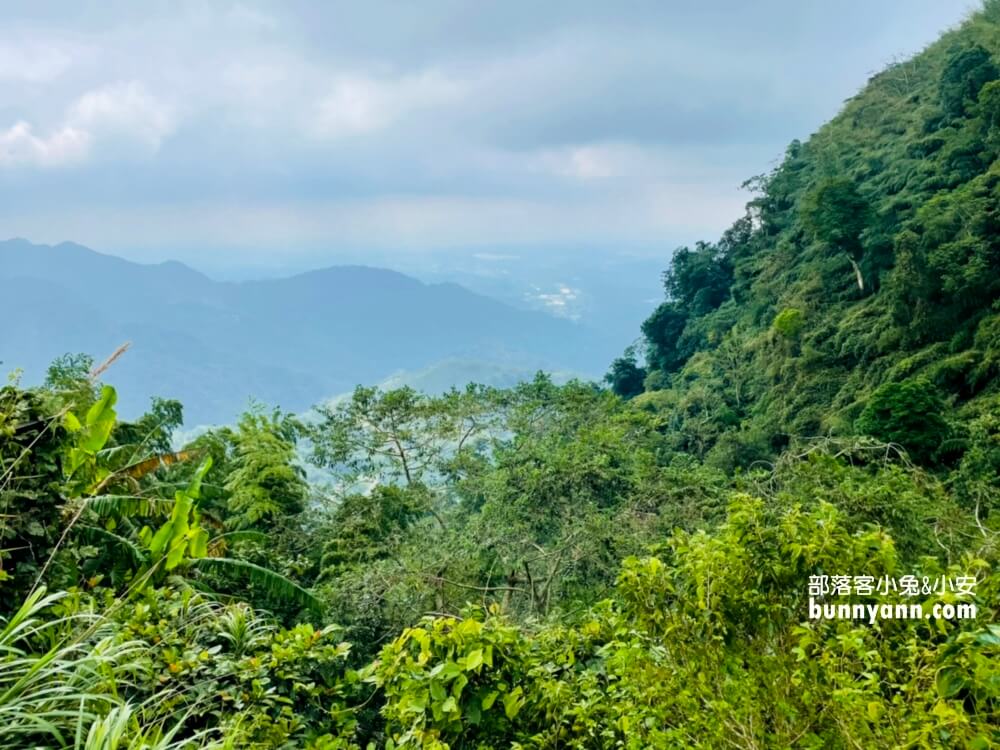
<box><xmin>624</xmin><ymin>1</ymin><xmax>1000</xmax><ymax>473</ymax></box>
<box><xmin>855</xmin><ymin>378</ymin><xmax>950</xmax><ymax>462</ymax></box>
<box><xmin>3</xmin><ymin>364</ymin><xmax>998</xmax><ymax>748</ymax></box>
<box><xmin>4</xmin><ymin>4</ymin><xmax>1000</xmax><ymax>748</ymax></box>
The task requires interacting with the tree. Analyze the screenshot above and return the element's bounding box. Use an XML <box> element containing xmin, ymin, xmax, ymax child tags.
<box><xmin>460</xmin><ymin>385</ymin><xmax>658</xmax><ymax>616</ymax></box>
<box><xmin>641</xmin><ymin>301</ymin><xmax>689</xmax><ymax>374</ymax></box>
<box><xmin>664</xmin><ymin>241</ymin><xmax>733</xmax><ymax>316</ymax></box>
<box><xmin>855</xmin><ymin>378</ymin><xmax>949</xmax><ymax>463</ymax></box>
<box><xmin>43</xmin><ymin>352</ymin><xmax>98</xmax><ymax>411</ymax></box>
<box><xmin>311</xmin><ymin>386</ymin><xmax>443</xmax><ymax>487</ymax></box>
<box><xmin>772</xmin><ymin>307</ymin><xmax>805</xmax><ymax>339</ymax></box>
<box><xmin>885</xmin><ymin>229</ymin><xmax>935</xmax><ymax>343</ymax></box>
<box><xmin>319</xmin><ymin>484</ymin><xmax>428</xmax><ymax>576</ymax></box>
<box><xmin>0</xmin><ymin>382</ymin><xmax>68</xmax><ymax>610</ymax></box>
<box><xmin>55</xmin><ymin>387</ymin><xmax>321</xmax><ymax>612</ymax></box>
<box><xmin>114</xmin><ymin>397</ymin><xmax>184</xmax><ymax>456</ymax></box>
<box><xmin>940</xmin><ymin>44</ymin><xmax>999</xmax><ymax>119</ymax></box>
<box><xmin>605</xmin><ymin>346</ymin><xmax>647</xmax><ymax>399</ymax></box>
<box><xmin>801</xmin><ymin>177</ymin><xmax>870</xmax><ymax>290</ymax></box>
<box><xmin>310</xmin><ymin>384</ymin><xmax>504</xmax><ymax>489</ymax></box>
<box><xmin>953</xmin><ymin>411</ymin><xmax>1000</xmax><ymax>515</ymax></box>
<box><xmin>224</xmin><ymin>408</ymin><xmax>308</xmax><ymax>530</ymax></box>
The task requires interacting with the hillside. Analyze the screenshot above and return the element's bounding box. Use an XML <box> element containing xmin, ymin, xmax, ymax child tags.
<box><xmin>617</xmin><ymin>1</ymin><xmax>1000</xmax><ymax>470</ymax></box>
<box><xmin>0</xmin><ymin>239</ymin><xmax>597</xmax><ymax>423</ymax></box>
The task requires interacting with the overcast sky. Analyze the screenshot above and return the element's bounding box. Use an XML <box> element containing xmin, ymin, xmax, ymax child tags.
<box><xmin>0</xmin><ymin>1</ymin><xmax>976</xmax><ymax>270</ymax></box>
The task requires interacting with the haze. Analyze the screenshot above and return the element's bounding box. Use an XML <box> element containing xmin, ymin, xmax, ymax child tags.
<box><xmin>0</xmin><ymin>0</ymin><xmax>973</xmax><ymax>276</ymax></box>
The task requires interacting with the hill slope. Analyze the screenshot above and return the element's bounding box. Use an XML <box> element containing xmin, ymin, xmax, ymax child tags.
<box><xmin>0</xmin><ymin>239</ymin><xmax>596</xmax><ymax>423</ymax></box>
<box><xmin>626</xmin><ymin>1</ymin><xmax>1000</xmax><ymax>469</ymax></box>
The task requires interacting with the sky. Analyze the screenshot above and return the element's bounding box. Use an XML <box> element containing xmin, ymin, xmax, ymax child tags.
<box><xmin>0</xmin><ymin>0</ymin><xmax>977</xmax><ymax>273</ymax></box>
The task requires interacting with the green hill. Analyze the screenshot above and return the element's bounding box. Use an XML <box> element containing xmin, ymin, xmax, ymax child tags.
<box><xmin>618</xmin><ymin>0</ymin><xmax>1000</xmax><ymax>471</ymax></box>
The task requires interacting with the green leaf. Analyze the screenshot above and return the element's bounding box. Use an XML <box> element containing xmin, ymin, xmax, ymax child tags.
<box><xmin>148</xmin><ymin>522</ymin><xmax>173</xmax><ymax>556</ymax></box>
<box><xmin>429</xmin><ymin>680</ymin><xmax>446</xmax><ymax>702</ymax></box>
<box><xmin>974</xmin><ymin>625</ymin><xmax>1000</xmax><ymax>646</ymax></box>
<box><xmin>165</xmin><ymin>538</ymin><xmax>186</xmax><ymax>570</ymax></box>
<box><xmin>481</xmin><ymin>690</ymin><xmax>499</xmax><ymax>710</ymax></box>
<box><xmin>452</xmin><ymin>673</ymin><xmax>468</xmax><ymax>700</ymax></box>
<box><xmin>935</xmin><ymin>667</ymin><xmax>965</xmax><ymax>698</ymax></box>
<box><xmin>464</xmin><ymin>648</ymin><xmax>483</xmax><ymax>671</ymax></box>
<box><xmin>503</xmin><ymin>687</ymin><xmax>523</xmax><ymax>719</ymax></box>
<box><xmin>88</xmin><ymin>495</ymin><xmax>174</xmax><ymax>519</ymax></box>
<box><xmin>74</xmin><ymin>526</ymin><xmax>147</xmax><ymax>570</ymax></box>
<box><xmin>186</xmin><ymin>456</ymin><xmax>213</xmax><ymax>500</ymax></box>
<box><xmin>190</xmin><ymin>557</ymin><xmax>322</xmax><ymax>611</ymax></box>
<box><xmin>80</xmin><ymin>386</ymin><xmax>117</xmax><ymax>452</ymax></box>
<box><xmin>189</xmin><ymin>527</ymin><xmax>209</xmax><ymax>559</ymax></box>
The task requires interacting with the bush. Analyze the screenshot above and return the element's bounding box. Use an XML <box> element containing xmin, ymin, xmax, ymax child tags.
<box><xmin>940</xmin><ymin>44</ymin><xmax>999</xmax><ymax>119</ymax></box>
<box><xmin>604</xmin><ymin>348</ymin><xmax>647</xmax><ymax>399</ymax></box>
<box><xmin>772</xmin><ymin>307</ymin><xmax>805</xmax><ymax>339</ymax></box>
<box><xmin>856</xmin><ymin>378</ymin><xmax>949</xmax><ymax>462</ymax></box>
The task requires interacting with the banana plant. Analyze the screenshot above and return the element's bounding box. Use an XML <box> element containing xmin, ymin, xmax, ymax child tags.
<box><xmin>62</xmin><ymin>386</ymin><xmax>319</xmax><ymax>611</ymax></box>
<box><xmin>140</xmin><ymin>458</ymin><xmax>212</xmax><ymax>573</ymax></box>
<box><xmin>63</xmin><ymin>385</ymin><xmax>119</xmax><ymax>495</ymax></box>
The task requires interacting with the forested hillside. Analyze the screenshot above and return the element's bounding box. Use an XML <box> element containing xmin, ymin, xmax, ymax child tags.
<box><xmin>608</xmin><ymin>2</ymin><xmax>1000</xmax><ymax>475</ymax></box>
<box><xmin>2</xmin><ymin>4</ymin><xmax>1000</xmax><ymax>749</ymax></box>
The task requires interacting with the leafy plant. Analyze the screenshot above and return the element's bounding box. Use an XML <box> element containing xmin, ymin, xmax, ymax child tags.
<box><xmin>856</xmin><ymin>378</ymin><xmax>949</xmax><ymax>463</ymax></box>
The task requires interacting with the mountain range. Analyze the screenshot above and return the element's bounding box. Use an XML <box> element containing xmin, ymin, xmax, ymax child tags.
<box><xmin>0</xmin><ymin>238</ymin><xmax>602</xmax><ymax>424</ymax></box>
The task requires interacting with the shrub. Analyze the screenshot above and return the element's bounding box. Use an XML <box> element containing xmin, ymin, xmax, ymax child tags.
<box><xmin>772</xmin><ymin>307</ymin><xmax>805</xmax><ymax>339</ymax></box>
<box><xmin>855</xmin><ymin>378</ymin><xmax>949</xmax><ymax>462</ymax></box>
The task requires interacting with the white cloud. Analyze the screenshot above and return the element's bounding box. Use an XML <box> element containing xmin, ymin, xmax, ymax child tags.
<box><xmin>0</xmin><ymin>1</ymin><xmax>973</xmax><ymax>253</ymax></box>
<box><xmin>70</xmin><ymin>81</ymin><xmax>175</xmax><ymax>150</ymax></box>
<box><xmin>312</xmin><ymin>70</ymin><xmax>461</xmax><ymax>138</ymax></box>
<box><xmin>530</xmin><ymin>283</ymin><xmax>583</xmax><ymax>319</ymax></box>
<box><xmin>0</xmin><ymin>81</ymin><xmax>174</xmax><ymax>168</ymax></box>
<box><xmin>0</xmin><ymin>120</ymin><xmax>90</xmax><ymax>167</ymax></box>
<box><xmin>537</xmin><ymin>143</ymin><xmax>713</xmax><ymax>181</ymax></box>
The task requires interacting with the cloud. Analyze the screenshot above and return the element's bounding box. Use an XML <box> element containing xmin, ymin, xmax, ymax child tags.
<box><xmin>0</xmin><ymin>81</ymin><xmax>174</xmax><ymax>167</ymax></box>
<box><xmin>0</xmin><ymin>0</ymin><xmax>973</xmax><ymax>257</ymax></box>
<box><xmin>312</xmin><ymin>70</ymin><xmax>462</xmax><ymax>138</ymax></box>
<box><xmin>0</xmin><ymin>120</ymin><xmax>89</xmax><ymax>167</ymax></box>
<box><xmin>530</xmin><ymin>284</ymin><xmax>583</xmax><ymax>319</ymax></box>
<box><xmin>70</xmin><ymin>81</ymin><xmax>175</xmax><ymax>150</ymax></box>
<box><xmin>537</xmin><ymin>144</ymin><xmax>680</xmax><ymax>181</ymax></box>
<box><xmin>0</xmin><ymin>38</ymin><xmax>78</xmax><ymax>82</ymax></box>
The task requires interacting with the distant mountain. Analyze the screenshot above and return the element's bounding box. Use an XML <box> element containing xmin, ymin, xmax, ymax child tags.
<box><xmin>402</xmin><ymin>247</ymin><xmax>665</xmax><ymax>345</ymax></box>
<box><xmin>0</xmin><ymin>239</ymin><xmax>599</xmax><ymax>424</ymax></box>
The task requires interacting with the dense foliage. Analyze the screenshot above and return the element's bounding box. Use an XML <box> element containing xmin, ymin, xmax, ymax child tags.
<box><xmin>620</xmin><ymin>1</ymin><xmax>1000</xmax><ymax>476</ymax></box>
<box><xmin>4</xmin><ymin>4</ymin><xmax>1000</xmax><ymax>748</ymax></box>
